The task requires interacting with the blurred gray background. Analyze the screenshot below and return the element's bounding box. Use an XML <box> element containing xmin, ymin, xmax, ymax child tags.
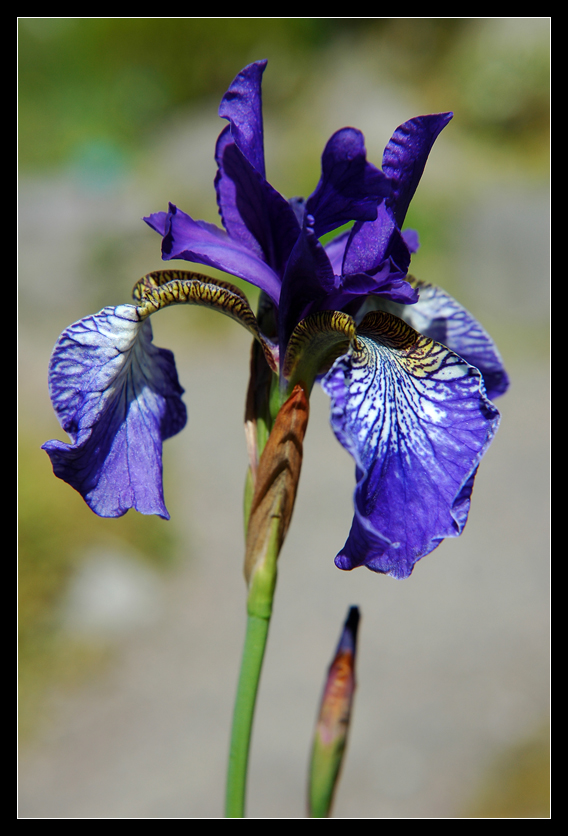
<box><xmin>19</xmin><ymin>18</ymin><xmax>549</xmax><ymax>818</ymax></box>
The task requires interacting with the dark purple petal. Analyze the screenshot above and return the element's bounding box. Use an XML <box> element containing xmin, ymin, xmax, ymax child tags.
<box><xmin>306</xmin><ymin>128</ymin><xmax>390</xmax><ymax>238</ymax></box>
<box><xmin>279</xmin><ymin>222</ymin><xmax>336</xmax><ymax>353</ymax></box>
<box><xmin>42</xmin><ymin>306</ymin><xmax>187</xmax><ymax>519</ymax></box>
<box><xmin>341</xmin><ymin>268</ymin><xmax>418</xmax><ymax>307</ymax></box>
<box><xmin>321</xmin><ymin>312</ymin><xmax>499</xmax><ymax>578</ymax></box>
<box><xmin>144</xmin><ymin>210</ymin><xmax>169</xmax><ymax>236</ymax></box>
<box><xmin>342</xmin><ymin>204</ymin><xmax>411</xmax><ymax>277</ymax></box>
<box><xmin>157</xmin><ymin>203</ymin><xmax>282</xmax><ymax>304</ymax></box>
<box><xmin>324</xmin><ymin>229</ymin><xmax>351</xmax><ymax>275</ymax></box>
<box><xmin>402</xmin><ymin>228</ymin><xmax>420</xmax><ymax>253</ymax></box>
<box><xmin>218</xmin><ymin>59</ymin><xmax>267</xmax><ymax>177</ymax></box>
<box><xmin>382</xmin><ymin>113</ymin><xmax>453</xmax><ymax>228</ymax></box>
<box><xmin>399</xmin><ymin>281</ymin><xmax>510</xmax><ymax>400</ymax></box>
<box><xmin>214</xmin><ymin>126</ymin><xmax>300</xmax><ymax>276</ymax></box>
<box><xmin>366</xmin><ymin>272</ymin><xmax>419</xmax><ymax>306</ymax></box>
<box><xmin>318</xmin><ymin>263</ymin><xmax>418</xmax><ymax>316</ymax></box>
<box><xmin>214</xmin><ymin>126</ymin><xmax>266</xmax><ymax>261</ymax></box>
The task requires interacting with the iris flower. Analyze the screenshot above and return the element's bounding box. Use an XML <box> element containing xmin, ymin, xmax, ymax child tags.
<box><xmin>43</xmin><ymin>60</ymin><xmax>508</xmax><ymax>579</ymax></box>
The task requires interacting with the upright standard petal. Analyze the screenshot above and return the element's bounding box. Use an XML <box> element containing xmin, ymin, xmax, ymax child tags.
<box><xmin>321</xmin><ymin>311</ymin><xmax>499</xmax><ymax>579</ymax></box>
<box><xmin>42</xmin><ymin>306</ymin><xmax>186</xmax><ymax>518</ymax></box>
<box><xmin>382</xmin><ymin>113</ymin><xmax>453</xmax><ymax>228</ymax></box>
<box><xmin>214</xmin><ymin>126</ymin><xmax>300</xmax><ymax>277</ymax></box>
<box><xmin>218</xmin><ymin>59</ymin><xmax>267</xmax><ymax>177</ymax></box>
<box><xmin>306</xmin><ymin>128</ymin><xmax>390</xmax><ymax>239</ymax></box>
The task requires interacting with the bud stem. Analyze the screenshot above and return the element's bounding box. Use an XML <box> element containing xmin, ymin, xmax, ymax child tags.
<box><xmin>225</xmin><ymin>610</ymin><xmax>271</xmax><ymax>818</ymax></box>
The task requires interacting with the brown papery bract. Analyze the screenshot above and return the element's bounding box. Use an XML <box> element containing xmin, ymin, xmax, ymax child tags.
<box><xmin>244</xmin><ymin>383</ymin><xmax>309</xmax><ymax>584</ymax></box>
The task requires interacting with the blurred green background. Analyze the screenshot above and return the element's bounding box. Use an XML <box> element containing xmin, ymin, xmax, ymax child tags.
<box><xmin>19</xmin><ymin>18</ymin><xmax>549</xmax><ymax>171</ymax></box>
<box><xmin>19</xmin><ymin>18</ymin><xmax>549</xmax><ymax>818</ymax></box>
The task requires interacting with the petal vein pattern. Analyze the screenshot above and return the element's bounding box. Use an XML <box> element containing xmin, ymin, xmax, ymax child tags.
<box><xmin>401</xmin><ymin>280</ymin><xmax>510</xmax><ymax>400</ymax></box>
<box><xmin>322</xmin><ymin>312</ymin><xmax>500</xmax><ymax>579</ymax></box>
<box><xmin>42</xmin><ymin>305</ymin><xmax>187</xmax><ymax>519</ymax></box>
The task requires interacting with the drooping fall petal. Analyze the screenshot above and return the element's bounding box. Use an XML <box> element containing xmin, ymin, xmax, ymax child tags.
<box><xmin>321</xmin><ymin>311</ymin><xmax>500</xmax><ymax>578</ymax></box>
<box><xmin>399</xmin><ymin>278</ymin><xmax>510</xmax><ymax>400</ymax></box>
<box><xmin>43</xmin><ymin>270</ymin><xmax>279</xmax><ymax>520</ymax></box>
<box><xmin>42</xmin><ymin>305</ymin><xmax>186</xmax><ymax>518</ymax></box>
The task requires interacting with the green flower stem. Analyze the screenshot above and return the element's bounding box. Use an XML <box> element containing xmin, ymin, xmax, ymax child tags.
<box><xmin>225</xmin><ymin>611</ymin><xmax>271</xmax><ymax>818</ymax></box>
<box><xmin>225</xmin><ymin>504</ymin><xmax>280</xmax><ymax>818</ymax></box>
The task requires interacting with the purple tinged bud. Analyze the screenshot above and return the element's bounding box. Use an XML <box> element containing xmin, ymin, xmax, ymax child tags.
<box><xmin>308</xmin><ymin>606</ymin><xmax>360</xmax><ymax>817</ymax></box>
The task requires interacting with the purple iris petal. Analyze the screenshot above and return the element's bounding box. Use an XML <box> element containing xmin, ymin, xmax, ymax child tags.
<box><xmin>342</xmin><ymin>204</ymin><xmax>411</xmax><ymax>277</ymax></box>
<box><xmin>382</xmin><ymin>113</ymin><xmax>453</xmax><ymax>228</ymax></box>
<box><xmin>320</xmin><ymin>265</ymin><xmax>418</xmax><ymax>316</ymax></box>
<box><xmin>214</xmin><ymin>126</ymin><xmax>300</xmax><ymax>276</ymax></box>
<box><xmin>218</xmin><ymin>59</ymin><xmax>267</xmax><ymax>177</ymax></box>
<box><xmin>42</xmin><ymin>306</ymin><xmax>187</xmax><ymax>518</ymax></box>
<box><xmin>402</xmin><ymin>228</ymin><xmax>420</xmax><ymax>253</ymax></box>
<box><xmin>279</xmin><ymin>222</ymin><xmax>336</xmax><ymax>353</ymax></box>
<box><xmin>46</xmin><ymin>55</ymin><xmax>508</xmax><ymax>567</ymax></box>
<box><xmin>398</xmin><ymin>282</ymin><xmax>510</xmax><ymax>400</ymax></box>
<box><xmin>344</xmin><ymin>268</ymin><xmax>418</xmax><ymax>306</ymax></box>
<box><xmin>214</xmin><ymin>126</ymin><xmax>265</xmax><ymax>263</ymax></box>
<box><xmin>153</xmin><ymin>203</ymin><xmax>282</xmax><ymax>304</ymax></box>
<box><xmin>144</xmin><ymin>210</ymin><xmax>169</xmax><ymax>237</ymax></box>
<box><xmin>324</xmin><ymin>229</ymin><xmax>351</xmax><ymax>275</ymax></box>
<box><xmin>321</xmin><ymin>320</ymin><xmax>499</xmax><ymax>578</ymax></box>
<box><xmin>306</xmin><ymin>128</ymin><xmax>390</xmax><ymax>239</ymax></box>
